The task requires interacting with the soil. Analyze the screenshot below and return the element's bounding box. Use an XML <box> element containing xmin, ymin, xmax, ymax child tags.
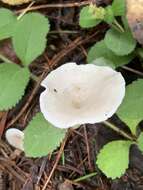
<box><xmin>0</xmin><ymin>0</ymin><xmax>143</xmax><ymax>189</ymax></box>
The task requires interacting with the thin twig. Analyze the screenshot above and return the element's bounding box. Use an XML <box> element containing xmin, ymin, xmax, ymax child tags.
<box><xmin>0</xmin><ymin>161</ymin><xmax>26</xmax><ymax>183</ymax></box>
<box><xmin>65</xmin><ymin>179</ymin><xmax>85</xmax><ymax>188</ymax></box>
<box><xmin>30</xmin><ymin>72</ymin><xmax>39</xmax><ymax>82</ymax></box>
<box><xmin>16</xmin><ymin>1</ymin><xmax>91</xmax><ymax>13</ymax></box>
<box><xmin>45</xmin><ymin>31</ymin><xmax>99</xmax><ymax>70</ymax></box>
<box><xmin>69</xmin><ymin>156</ymin><xmax>87</xmax><ymax>178</ymax></box>
<box><xmin>7</xmin><ymin>72</ymin><xmax>44</xmax><ymax>127</ymax></box>
<box><xmin>49</xmin><ymin>30</ymin><xmax>79</xmax><ymax>34</ymax></box>
<box><xmin>103</xmin><ymin>121</ymin><xmax>135</xmax><ymax>141</ymax></box>
<box><xmin>113</xmin><ymin>19</ymin><xmax>125</xmax><ymax>33</ymax></box>
<box><xmin>36</xmin><ymin>157</ymin><xmax>47</xmax><ymax>185</ymax></box>
<box><xmin>17</xmin><ymin>1</ymin><xmax>35</xmax><ymax>20</ymax></box>
<box><xmin>0</xmin><ymin>112</ymin><xmax>8</xmax><ymax>137</ymax></box>
<box><xmin>83</xmin><ymin>125</ymin><xmax>92</xmax><ymax>172</ymax></box>
<box><xmin>0</xmin><ymin>53</ymin><xmax>14</xmax><ymax>64</ymax></box>
<box><xmin>122</xmin><ymin>65</ymin><xmax>143</xmax><ymax>77</ymax></box>
<box><xmin>73</xmin><ymin>172</ymin><xmax>97</xmax><ymax>182</ymax></box>
<box><xmin>42</xmin><ymin>132</ymin><xmax>69</xmax><ymax>190</ymax></box>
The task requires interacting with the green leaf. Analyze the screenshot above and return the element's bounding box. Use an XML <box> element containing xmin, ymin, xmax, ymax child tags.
<box><xmin>137</xmin><ymin>133</ymin><xmax>143</xmax><ymax>152</ymax></box>
<box><xmin>79</xmin><ymin>5</ymin><xmax>104</xmax><ymax>28</ymax></box>
<box><xmin>112</xmin><ymin>0</ymin><xmax>126</xmax><ymax>16</ymax></box>
<box><xmin>121</xmin><ymin>16</ymin><xmax>130</xmax><ymax>31</ymax></box>
<box><xmin>87</xmin><ymin>40</ymin><xmax>133</xmax><ymax>67</ymax></box>
<box><xmin>136</xmin><ymin>48</ymin><xmax>143</xmax><ymax>59</ymax></box>
<box><xmin>0</xmin><ymin>63</ymin><xmax>30</xmax><ymax>110</ymax></box>
<box><xmin>105</xmin><ymin>29</ymin><xmax>136</xmax><ymax>56</ymax></box>
<box><xmin>104</xmin><ymin>6</ymin><xmax>115</xmax><ymax>24</ymax></box>
<box><xmin>24</xmin><ymin>113</ymin><xmax>67</xmax><ymax>157</ymax></box>
<box><xmin>117</xmin><ymin>79</ymin><xmax>143</xmax><ymax>135</ymax></box>
<box><xmin>12</xmin><ymin>13</ymin><xmax>50</xmax><ymax>66</ymax></box>
<box><xmin>91</xmin><ymin>57</ymin><xmax>115</xmax><ymax>69</ymax></box>
<box><xmin>96</xmin><ymin>140</ymin><xmax>131</xmax><ymax>179</ymax></box>
<box><xmin>0</xmin><ymin>8</ymin><xmax>16</xmax><ymax>40</ymax></box>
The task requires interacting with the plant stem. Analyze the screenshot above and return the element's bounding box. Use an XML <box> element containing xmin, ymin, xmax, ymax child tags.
<box><xmin>17</xmin><ymin>1</ymin><xmax>35</xmax><ymax>20</ymax></box>
<box><xmin>16</xmin><ymin>1</ymin><xmax>90</xmax><ymax>13</ymax></box>
<box><xmin>121</xmin><ymin>65</ymin><xmax>143</xmax><ymax>77</ymax></box>
<box><xmin>0</xmin><ymin>54</ymin><xmax>14</xmax><ymax>64</ymax></box>
<box><xmin>113</xmin><ymin>19</ymin><xmax>124</xmax><ymax>33</ymax></box>
<box><xmin>30</xmin><ymin>73</ymin><xmax>39</xmax><ymax>82</ymax></box>
<box><xmin>103</xmin><ymin>121</ymin><xmax>135</xmax><ymax>141</ymax></box>
<box><xmin>62</xmin><ymin>152</ymin><xmax>65</xmax><ymax>165</ymax></box>
<box><xmin>42</xmin><ymin>131</ymin><xmax>69</xmax><ymax>190</ymax></box>
<box><xmin>49</xmin><ymin>30</ymin><xmax>79</xmax><ymax>34</ymax></box>
<box><xmin>73</xmin><ymin>172</ymin><xmax>97</xmax><ymax>182</ymax></box>
<box><xmin>0</xmin><ymin>53</ymin><xmax>39</xmax><ymax>82</ymax></box>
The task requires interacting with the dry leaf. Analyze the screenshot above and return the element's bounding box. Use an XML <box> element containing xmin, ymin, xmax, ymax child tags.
<box><xmin>1</xmin><ymin>0</ymin><xmax>31</xmax><ymax>5</ymax></box>
<box><xmin>126</xmin><ymin>0</ymin><xmax>143</xmax><ymax>44</ymax></box>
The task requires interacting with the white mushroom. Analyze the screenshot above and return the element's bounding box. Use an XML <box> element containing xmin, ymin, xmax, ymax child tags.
<box><xmin>40</xmin><ymin>63</ymin><xmax>125</xmax><ymax>128</ymax></box>
<box><xmin>5</xmin><ymin>128</ymin><xmax>24</xmax><ymax>151</ymax></box>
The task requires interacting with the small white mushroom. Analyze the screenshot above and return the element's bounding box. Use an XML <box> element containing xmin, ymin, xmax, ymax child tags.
<box><xmin>5</xmin><ymin>128</ymin><xmax>24</xmax><ymax>151</ymax></box>
<box><xmin>40</xmin><ymin>63</ymin><xmax>125</xmax><ymax>129</ymax></box>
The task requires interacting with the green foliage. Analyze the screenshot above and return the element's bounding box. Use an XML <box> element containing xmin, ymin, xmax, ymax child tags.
<box><xmin>0</xmin><ymin>8</ymin><xmax>16</xmax><ymax>40</ymax></box>
<box><xmin>91</xmin><ymin>57</ymin><xmax>115</xmax><ymax>69</ymax></box>
<box><xmin>104</xmin><ymin>6</ymin><xmax>114</xmax><ymax>24</ymax></box>
<box><xmin>24</xmin><ymin>113</ymin><xmax>67</xmax><ymax>157</ymax></box>
<box><xmin>117</xmin><ymin>79</ymin><xmax>143</xmax><ymax>135</ymax></box>
<box><xmin>0</xmin><ymin>8</ymin><xmax>50</xmax><ymax>67</ymax></box>
<box><xmin>79</xmin><ymin>0</ymin><xmax>126</xmax><ymax>29</ymax></box>
<box><xmin>136</xmin><ymin>48</ymin><xmax>143</xmax><ymax>59</ymax></box>
<box><xmin>87</xmin><ymin>40</ymin><xmax>133</xmax><ymax>67</ymax></box>
<box><xmin>105</xmin><ymin>29</ymin><xmax>136</xmax><ymax>56</ymax></box>
<box><xmin>137</xmin><ymin>133</ymin><xmax>143</xmax><ymax>152</ymax></box>
<box><xmin>111</xmin><ymin>0</ymin><xmax>126</xmax><ymax>16</ymax></box>
<box><xmin>79</xmin><ymin>5</ymin><xmax>103</xmax><ymax>28</ymax></box>
<box><xmin>96</xmin><ymin>140</ymin><xmax>131</xmax><ymax>179</ymax></box>
<box><xmin>80</xmin><ymin>2</ymin><xmax>136</xmax><ymax>68</ymax></box>
<box><xmin>121</xmin><ymin>16</ymin><xmax>130</xmax><ymax>31</ymax></box>
<box><xmin>0</xmin><ymin>63</ymin><xmax>30</xmax><ymax>110</ymax></box>
<box><xmin>0</xmin><ymin>9</ymin><xmax>50</xmax><ymax>111</ymax></box>
<box><xmin>12</xmin><ymin>13</ymin><xmax>50</xmax><ymax>66</ymax></box>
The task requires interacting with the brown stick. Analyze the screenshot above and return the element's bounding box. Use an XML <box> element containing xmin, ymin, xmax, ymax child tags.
<box><xmin>83</xmin><ymin>125</ymin><xmax>93</xmax><ymax>172</ymax></box>
<box><xmin>16</xmin><ymin>1</ymin><xmax>91</xmax><ymax>13</ymax></box>
<box><xmin>42</xmin><ymin>132</ymin><xmax>69</xmax><ymax>190</ymax></box>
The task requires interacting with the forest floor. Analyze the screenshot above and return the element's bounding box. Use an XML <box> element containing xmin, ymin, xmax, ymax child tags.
<box><xmin>0</xmin><ymin>0</ymin><xmax>143</xmax><ymax>189</ymax></box>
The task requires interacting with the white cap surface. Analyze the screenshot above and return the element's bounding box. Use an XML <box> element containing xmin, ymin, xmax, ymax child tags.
<box><xmin>5</xmin><ymin>128</ymin><xmax>24</xmax><ymax>151</ymax></box>
<box><xmin>40</xmin><ymin>63</ymin><xmax>125</xmax><ymax>128</ymax></box>
<box><xmin>1</xmin><ymin>0</ymin><xmax>31</xmax><ymax>5</ymax></box>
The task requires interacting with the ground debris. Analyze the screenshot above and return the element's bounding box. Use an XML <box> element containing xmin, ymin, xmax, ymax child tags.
<box><xmin>0</xmin><ymin>0</ymin><xmax>143</xmax><ymax>189</ymax></box>
<box><xmin>58</xmin><ymin>181</ymin><xmax>74</xmax><ymax>190</ymax></box>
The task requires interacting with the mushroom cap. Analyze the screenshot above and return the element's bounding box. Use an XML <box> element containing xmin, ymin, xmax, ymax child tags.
<box><xmin>5</xmin><ymin>128</ymin><xmax>24</xmax><ymax>151</ymax></box>
<box><xmin>1</xmin><ymin>0</ymin><xmax>31</xmax><ymax>5</ymax></box>
<box><xmin>40</xmin><ymin>63</ymin><xmax>125</xmax><ymax>128</ymax></box>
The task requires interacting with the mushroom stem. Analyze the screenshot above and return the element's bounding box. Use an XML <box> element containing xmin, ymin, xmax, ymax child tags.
<box><xmin>103</xmin><ymin>121</ymin><xmax>136</xmax><ymax>141</ymax></box>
